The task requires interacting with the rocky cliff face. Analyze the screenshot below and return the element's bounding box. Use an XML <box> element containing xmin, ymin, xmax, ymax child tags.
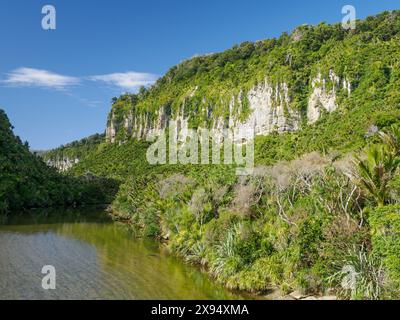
<box><xmin>41</xmin><ymin>134</ymin><xmax>104</xmax><ymax>172</ymax></box>
<box><xmin>234</xmin><ymin>80</ymin><xmax>300</xmax><ymax>139</ymax></box>
<box><xmin>307</xmin><ymin>71</ymin><xmax>351</xmax><ymax>124</ymax></box>
<box><xmin>106</xmin><ymin>71</ymin><xmax>351</xmax><ymax>144</ymax></box>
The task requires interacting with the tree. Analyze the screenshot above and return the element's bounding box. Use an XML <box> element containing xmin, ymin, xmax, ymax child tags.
<box><xmin>379</xmin><ymin>125</ymin><xmax>400</xmax><ymax>156</ymax></box>
<box><xmin>353</xmin><ymin>127</ymin><xmax>400</xmax><ymax>206</ymax></box>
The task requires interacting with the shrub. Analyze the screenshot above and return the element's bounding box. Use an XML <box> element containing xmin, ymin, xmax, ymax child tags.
<box><xmin>369</xmin><ymin>204</ymin><xmax>400</xmax><ymax>296</ymax></box>
<box><xmin>226</xmin><ymin>256</ymin><xmax>283</xmax><ymax>292</ymax></box>
<box><xmin>328</xmin><ymin>247</ymin><xmax>386</xmax><ymax>300</ymax></box>
<box><xmin>352</xmin><ymin>145</ymin><xmax>400</xmax><ymax>206</ymax></box>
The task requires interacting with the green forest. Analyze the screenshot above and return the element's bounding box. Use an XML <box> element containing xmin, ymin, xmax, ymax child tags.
<box><xmin>2</xmin><ymin>10</ymin><xmax>400</xmax><ymax>299</ymax></box>
<box><xmin>0</xmin><ymin>109</ymin><xmax>118</xmax><ymax>214</ymax></box>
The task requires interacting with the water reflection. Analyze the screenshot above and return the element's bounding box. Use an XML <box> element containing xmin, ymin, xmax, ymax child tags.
<box><xmin>0</xmin><ymin>208</ymin><xmax>243</xmax><ymax>300</ymax></box>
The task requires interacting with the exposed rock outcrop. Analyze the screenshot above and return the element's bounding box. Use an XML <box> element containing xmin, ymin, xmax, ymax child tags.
<box><xmin>106</xmin><ymin>78</ymin><xmax>304</xmax><ymax>144</ymax></box>
<box><xmin>106</xmin><ymin>72</ymin><xmax>351</xmax><ymax>145</ymax></box>
<box><xmin>233</xmin><ymin>80</ymin><xmax>300</xmax><ymax>141</ymax></box>
<box><xmin>106</xmin><ymin>113</ymin><xmax>118</xmax><ymax>143</ymax></box>
<box><xmin>307</xmin><ymin>71</ymin><xmax>351</xmax><ymax>124</ymax></box>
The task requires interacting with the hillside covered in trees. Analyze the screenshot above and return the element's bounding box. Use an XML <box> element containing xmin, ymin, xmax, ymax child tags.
<box><xmin>0</xmin><ymin>109</ymin><xmax>118</xmax><ymax>215</ymax></box>
<box><xmin>24</xmin><ymin>11</ymin><xmax>400</xmax><ymax>299</ymax></box>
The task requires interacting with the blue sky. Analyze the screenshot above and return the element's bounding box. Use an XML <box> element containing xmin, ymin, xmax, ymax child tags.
<box><xmin>0</xmin><ymin>0</ymin><xmax>399</xmax><ymax>150</ymax></box>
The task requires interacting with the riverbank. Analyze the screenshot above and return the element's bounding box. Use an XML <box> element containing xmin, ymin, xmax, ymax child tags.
<box><xmin>108</xmin><ymin>207</ymin><xmax>340</xmax><ymax>301</ymax></box>
<box><xmin>106</xmin><ymin>126</ymin><xmax>400</xmax><ymax>300</ymax></box>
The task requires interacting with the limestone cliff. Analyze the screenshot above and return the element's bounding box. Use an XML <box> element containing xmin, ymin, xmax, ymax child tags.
<box><xmin>41</xmin><ymin>133</ymin><xmax>104</xmax><ymax>172</ymax></box>
<box><xmin>106</xmin><ymin>72</ymin><xmax>350</xmax><ymax>144</ymax></box>
<box><xmin>307</xmin><ymin>71</ymin><xmax>351</xmax><ymax>124</ymax></box>
<box><xmin>104</xmin><ymin>11</ymin><xmax>400</xmax><ymax>148</ymax></box>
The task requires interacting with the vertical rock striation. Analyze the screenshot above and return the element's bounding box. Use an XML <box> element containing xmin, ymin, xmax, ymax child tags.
<box><xmin>106</xmin><ymin>74</ymin><xmax>351</xmax><ymax>144</ymax></box>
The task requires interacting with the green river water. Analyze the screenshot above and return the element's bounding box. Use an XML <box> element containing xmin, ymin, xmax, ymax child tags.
<box><xmin>0</xmin><ymin>208</ymin><xmax>247</xmax><ymax>300</ymax></box>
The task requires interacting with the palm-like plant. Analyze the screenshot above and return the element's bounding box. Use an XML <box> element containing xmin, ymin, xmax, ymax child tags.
<box><xmin>354</xmin><ymin>145</ymin><xmax>400</xmax><ymax>206</ymax></box>
<box><xmin>379</xmin><ymin>124</ymin><xmax>400</xmax><ymax>156</ymax></box>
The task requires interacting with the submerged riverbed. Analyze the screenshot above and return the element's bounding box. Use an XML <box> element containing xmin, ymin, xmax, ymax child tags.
<box><xmin>0</xmin><ymin>208</ymin><xmax>246</xmax><ymax>300</ymax></box>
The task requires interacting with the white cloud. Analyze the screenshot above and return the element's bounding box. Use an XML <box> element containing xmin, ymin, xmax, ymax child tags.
<box><xmin>2</xmin><ymin>68</ymin><xmax>158</xmax><ymax>93</ymax></box>
<box><xmin>89</xmin><ymin>72</ymin><xmax>158</xmax><ymax>91</ymax></box>
<box><xmin>3</xmin><ymin>67</ymin><xmax>79</xmax><ymax>88</ymax></box>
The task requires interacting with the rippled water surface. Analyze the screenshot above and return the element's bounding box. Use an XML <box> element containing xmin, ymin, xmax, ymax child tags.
<box><xmin>0</xmin><ymin>209</ymin><xmax>244</xmax><ymax>300</ymax></box>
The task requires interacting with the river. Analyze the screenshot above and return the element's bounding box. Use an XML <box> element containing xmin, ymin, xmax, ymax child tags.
<box><xmin>0</xmin><ymin>208</ymin><xmax>246</xmax><ymax>300</ymax></box>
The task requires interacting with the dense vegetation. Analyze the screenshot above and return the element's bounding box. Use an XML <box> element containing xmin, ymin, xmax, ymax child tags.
<box><xmin>42</xmin><ymin>133</ymin><xmax>105</xmax><ymax>164</ymax></box>
<box><xmin>16</xmin><ymin>11</ymin><xmax>400</xmax><ymax>299</ymax></box>
<box><xmin>62</xmin><ymin>122</ymin><xmax>400</xmax><ymax>299</ymax></box>
<box><xmin>107</xmin><ymin>10</ymin><xmax>400</xmax><ymax>147</ymax></box>
<box><xmin>0</xmin><ymin>109</ymin><xmax>118</xmax><ymax>215</ymax></box>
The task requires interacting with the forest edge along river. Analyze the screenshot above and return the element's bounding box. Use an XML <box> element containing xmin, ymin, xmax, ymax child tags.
<box><xmin>0</xmin><ymin>207</ymin><xmax>255</xmax><ymax>300</ymax></box>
